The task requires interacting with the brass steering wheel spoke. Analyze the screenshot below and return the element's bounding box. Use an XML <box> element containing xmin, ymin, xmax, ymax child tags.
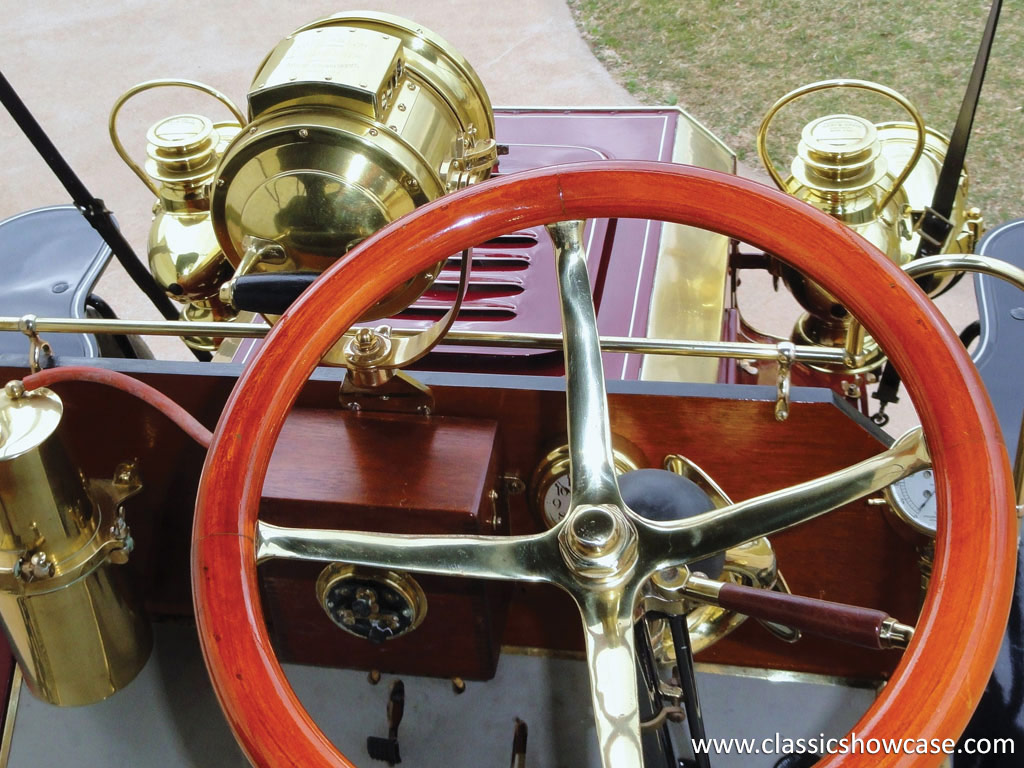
<box><xmin>639</xmin><ymin>427</ymin><xmax>931</xmax><ymax>570</ymax></box>
<box><xmin>550</xmin><ymin>220</ymin><xmax>625</xmax><ymax>510</ymax></box>
<box><xmin>255</xmin><ymin>521</ymin><xmax>560</xmax><ymax>583</ymax></box>
<box><xmin>571</xmin><ymin>584</ymin><xmax>647</xmax><ymax>768</ymax></box>
<box><xmin>549</xmin><ymin>219</ymin><xmax>653</xmax><ymax>766</ymax></box>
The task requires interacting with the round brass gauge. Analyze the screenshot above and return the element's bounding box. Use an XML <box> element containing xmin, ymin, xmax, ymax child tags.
<box><xmin>531</xmin><ymin>444</ymin><xmax>641</xmax><ymax>528</ymax></box>
<box><xmin>883</xmin><ymin>468</ymin><xmax>938</xmax><ymax>538</ymax></box>
<box><xmin>315</xmin><ymin>564</ymin><xmax>428</xmax><ymax>642</ymax></box>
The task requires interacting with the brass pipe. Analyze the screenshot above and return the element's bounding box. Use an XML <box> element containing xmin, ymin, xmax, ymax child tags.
<box><xmin>0</xmin><ymin>316</ymin><xmax>850</xmax><ymax>365</ymax></box>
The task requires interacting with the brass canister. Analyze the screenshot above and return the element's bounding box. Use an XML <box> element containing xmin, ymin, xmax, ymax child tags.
<box><xmin>777</xmin><ymin>114</ymin><xmax>911</xmax><ymax>347</ymax></box>
<box><xmin>210</xmin><ymin>12</ymin><xmax>498</xmax><ymax>322</ymax></box>
<box><xmin>0</xmin><ymin>383</ymin><xmax>150</xmax><ymax>706</ymax></box>
<box><xmin>109</xmin><ymin>80</ymin><xmax>246</xmax><ymax>352</ymax></box>
<box><xmin>145</xmin><ymin>114</ymin><xmax>242</xmax><ymax>350</ymax></box>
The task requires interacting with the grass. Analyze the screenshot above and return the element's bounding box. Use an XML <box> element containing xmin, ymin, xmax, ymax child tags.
<box><xmin>568</xmin><ymin>1</ymin><xmax>1024</xmax><ymax>226</ymax></box>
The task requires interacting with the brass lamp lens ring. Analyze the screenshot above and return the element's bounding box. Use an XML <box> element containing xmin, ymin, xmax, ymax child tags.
<box><xmin>209</xmin><ymin>110</ymin><xmax>447</xmax><ymax>324</ymax></box>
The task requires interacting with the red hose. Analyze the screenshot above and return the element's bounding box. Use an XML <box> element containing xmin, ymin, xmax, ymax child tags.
<box><xmin>21</xmin><ymin>366</ymin><xmax>213</xmax><ymax>449</ymax></box>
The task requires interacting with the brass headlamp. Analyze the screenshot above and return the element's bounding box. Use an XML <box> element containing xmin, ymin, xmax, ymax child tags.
<box><xmin>757</xmin><ymin>80</ymin><xmax>980</xmax><ymax>351</ymax></box>
<box><xmin>210</xmin><ymin>12</ymin><xmax>498</xmax><ymax>322</ymax></box>
<box><xmin>0</xmin><ymin>381</ymin><xmax>150</xmax><ymax>706</ymax></box>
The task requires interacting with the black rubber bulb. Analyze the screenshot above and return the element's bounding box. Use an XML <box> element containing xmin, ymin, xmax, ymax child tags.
<box><xmin>618</xmin><ymin>468</ymin><xmax>726</xmax><ymax>579</ymax></box>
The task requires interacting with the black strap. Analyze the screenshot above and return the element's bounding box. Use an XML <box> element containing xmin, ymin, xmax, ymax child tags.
<box><xmin>914</xmin><ymin>0</ymin><xmax>1001</xmax><ymax>258</ymax></box>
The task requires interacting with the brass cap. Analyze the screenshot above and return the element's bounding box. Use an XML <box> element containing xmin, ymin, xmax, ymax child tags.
<box><xmin>144</xmin><ymin>114</ymin><xmax>220</xmax><ymax>185</ymax></box>
<box><xmin>792</xmin><ymin>114</ymin><xmax>888</xmax><ymax>191</ymax></box>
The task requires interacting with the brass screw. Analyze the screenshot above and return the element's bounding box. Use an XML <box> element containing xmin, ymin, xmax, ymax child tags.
<box><xmin>369</xmin><ymin>128</ymin><xmax>378</xmax><ymax>136</ymax></box>
<box><xmin>368</xmin><ymin>669</ymin><xmax>382</xmax><ymax>685</ymax></box>
<box><xmin>114</xmin><ymin>462</ymin><xmax>137</xmax><ymax>486</ymax></box>
<box><xmin>451</xmin><ymin>677</ymin><xmax>466</xmax><ymax>695</ymax></box>
<box><xmin>298</xmin><ymin>128</ymin><xmax>309</xmax><ymax>139</ymax></box>
<box><xmin>397</xmin><ymin>103</ymin><xmax>407</xmax><ymax>112</ymax></box>
<box><xmin>353</xmin><ymin>328</ymin><xmax>382</xmax><ymax>355</ymax></box>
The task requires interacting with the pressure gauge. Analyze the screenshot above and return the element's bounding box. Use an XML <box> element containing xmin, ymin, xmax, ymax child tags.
<box><xmin>884</xmin><ymin>468</ymin><xmax>937</xmax><ymax>537</ymax></box>
<box><xmin>530</xmin><ymin>444</ymin><xmax>641</xmax><ymax>528</ymax></box>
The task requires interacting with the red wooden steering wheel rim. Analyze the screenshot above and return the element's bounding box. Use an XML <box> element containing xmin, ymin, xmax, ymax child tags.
<box><xmin>193</xmin><ymin>162</ymin><xmax>1016</xmax><ymax>767</ymax></box>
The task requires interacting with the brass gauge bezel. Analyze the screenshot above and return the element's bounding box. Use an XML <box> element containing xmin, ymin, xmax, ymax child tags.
<box><xmin>530</xmin><ymin>442</ymin><xmax>642</xmax><ymax>529</ymax></box>
<box><xmin>883</xmin><ymin>467</ymin><xmax>938</xmax><ymax>540</ymax></box>
<box><xmin>315</xmin><ymin>563</ymin><xmax>428</xmax><ymax>640</ymax></box>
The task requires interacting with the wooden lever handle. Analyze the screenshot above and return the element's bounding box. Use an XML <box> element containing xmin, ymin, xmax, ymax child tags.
<box><xmin>689</xmin><ymin>578</ymin><xmax>914</xmax><ymax>650</ymax></box>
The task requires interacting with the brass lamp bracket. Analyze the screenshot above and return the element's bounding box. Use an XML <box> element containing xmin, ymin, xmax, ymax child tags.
<box><xmin>442</xmin><ymin>127</ymin><xmax>499</xmax><ymax>192</ymax></box>
<box><xmin>339</xmin><ymin>326</ymin><xmax>436</xmax><ymax>415</ymax></box>
<box><xmin>18</xmin><ymin>315</ymin><xmax>54</xmax><ymax>373</ymax></box>
<box><xmin>335</xmin><ymin>247</ymin><xmax>472</xmax><ymax>412</ymax></box>
<box><xmin>334</xmin><ymin>243</ymin><xmax>467</xmax><ymax>413</ymax></box>
<box><xmin>0</xmin><ymin>458</ymin><xmax>142</xmax><ymax>594</ymax></box>
<box><xmin>774</xmin><ymin>341</ymin><xmax>795</xmax><ymax>422</ymax></box>
<box><xmin>222</xmin><ymin>240</ymin><xmax>472</xmax><ymax>378</ymax></box>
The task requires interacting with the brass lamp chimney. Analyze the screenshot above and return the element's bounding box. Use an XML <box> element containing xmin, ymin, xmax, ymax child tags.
<box><xmin>0</xmin><ymin>381</ymin><xmax>150</xmax><ymax>706</ymax></box>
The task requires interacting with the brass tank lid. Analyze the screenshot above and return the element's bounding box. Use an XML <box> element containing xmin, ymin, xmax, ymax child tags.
<box><xmin>144</xmin><ymin>113</ymin><xmax>220</xmax><ymax>185</ymax></box>
<box><xmin>792</xmin><ymin>114</ymin><xmax>888</xmax><ymax>192</ymax></box>
<box><xmin>0</xmin><ymin>383</ymin><xmax>62</xmax><ymax>462</ymax></box>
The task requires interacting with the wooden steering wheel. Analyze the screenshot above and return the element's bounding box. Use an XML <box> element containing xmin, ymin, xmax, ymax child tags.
<box><xmin>193</xmin><ymin>162</ymin><xmax>1016</xmax><ymax>768</ymax></box>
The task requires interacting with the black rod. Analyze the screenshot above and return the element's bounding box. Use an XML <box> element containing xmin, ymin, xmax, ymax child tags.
<box><xmin>0</xmin><ymin>68</ymin><xmax>212</xmax><ymax>361</ymax></box>
<box><xmin>914</xmin><ymin>0</ymin><xmax>1002</xmax><ymax>258</ymax></box>
<box><xmin>669</xmin><ymin>615</ymin><xmax>712</xmax><ymax>768</ymax></box>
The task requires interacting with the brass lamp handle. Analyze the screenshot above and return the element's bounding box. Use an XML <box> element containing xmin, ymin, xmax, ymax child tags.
<box><xmin>108</xmin><ymin>78</ymin><xmax>247</xmax><ymax>197</ymax></box>
<box><xmin>756</xmin><ymin>78</ymin><xmax>927</xmax><ymax>213</ymax></box>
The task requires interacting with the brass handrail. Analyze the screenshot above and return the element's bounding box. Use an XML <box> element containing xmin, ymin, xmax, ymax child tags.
<box><xmin>0</xmin><ymin>315</ymin><xmax>851</xmax><ymax>365</ymax></box>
